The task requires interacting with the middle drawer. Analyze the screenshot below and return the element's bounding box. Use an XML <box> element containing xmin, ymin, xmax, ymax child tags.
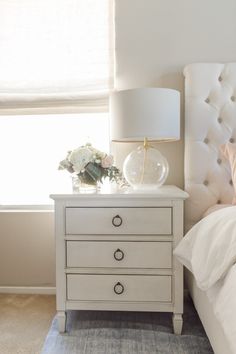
<box><xmin>66</xmin><ymin>241</ymin><xmax>172</xmax><ymax>269</ymax></box>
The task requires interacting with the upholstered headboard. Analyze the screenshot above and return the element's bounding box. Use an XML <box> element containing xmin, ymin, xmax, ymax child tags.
<box><xmin>184</xmin><ymin>63</ymin><xmax>236</xmax><ymax>231</ymax></box>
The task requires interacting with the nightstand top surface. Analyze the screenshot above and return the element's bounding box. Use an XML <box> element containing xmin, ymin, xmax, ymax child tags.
<box><xmin>50</xmin><ymin>185</ymin><xmax>188</xmax><ymax>200</ymax></box>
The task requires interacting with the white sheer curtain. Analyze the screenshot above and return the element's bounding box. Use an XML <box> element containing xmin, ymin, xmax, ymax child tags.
<box><xmin>0</xmin><ymin>0</ymin><xmax>113</xmax><ymax>111</ymax></box>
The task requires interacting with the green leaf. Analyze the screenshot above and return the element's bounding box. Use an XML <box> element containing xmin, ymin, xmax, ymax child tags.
<box><xmin>84</xmin><ymin>162</ymin><xmax>103</xmax><ymax>181</ymax></box>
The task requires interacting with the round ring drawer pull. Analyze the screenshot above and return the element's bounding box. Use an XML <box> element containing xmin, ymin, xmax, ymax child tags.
<box><xmin>112</xmin><ymin>215</ymin><xmax>123</xmax><ymax>227</ymax></box>
<box><xmin>114</xmin><ymin>282</ymin><xmax>124</xmax><ymax>295</ymax></box>
<box><xmin>114</xmin><ymin>248</ymin><xmax>124</xmax><ymax>261</ymax></box>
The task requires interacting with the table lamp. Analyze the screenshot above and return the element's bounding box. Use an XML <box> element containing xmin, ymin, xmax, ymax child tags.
<box><xmin>110</xmin><ymin>88</ymin><xmax>180</xmax><ymax>190</ymax></box>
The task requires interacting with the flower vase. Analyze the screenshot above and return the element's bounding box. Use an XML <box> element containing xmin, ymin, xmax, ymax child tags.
<box><xmin>72</xmin><ymin>176</ymin><xmax>99</xmax><ymax>194</ymax></box>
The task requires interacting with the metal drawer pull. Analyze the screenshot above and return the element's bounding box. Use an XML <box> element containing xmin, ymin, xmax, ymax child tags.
<box><xmin>114</xmin><ymin>282</ymin><xmax>124</xmax><ymax>295</ymax></box>
<box><xmin>112</xmin><ymin>215</ymin><xmax>123</xmax><ymax>227</ymax></box>
<box><xmin>114</xmin><ymin>248</ymin><xmax>124</xmax><ymax>261</ymax></box>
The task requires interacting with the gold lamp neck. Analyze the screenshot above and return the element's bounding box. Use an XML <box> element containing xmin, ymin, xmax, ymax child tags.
<box><xmin>143</xmin><ymin>137</ymin><xmax>148</xmax><ymax>149</ymax></box>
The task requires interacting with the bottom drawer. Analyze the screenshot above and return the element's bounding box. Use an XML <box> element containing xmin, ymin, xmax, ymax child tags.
<box><xmin>67</xmin><ymin>274</ymin><xmax>172</xmax><ymax>302</ymax></box>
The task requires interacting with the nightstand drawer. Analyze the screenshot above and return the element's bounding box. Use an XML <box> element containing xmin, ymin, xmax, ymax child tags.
<box><xmin>65</xmin><ymin>207</ymin><xmax>172</xmax><ymax>235</ymax></box>
<box><xmin>66</xmin><ymin>241</ymin><xmax>172</xmax><ymax>268</ymax></box>
<box><xmin>67</xmin><ymin>274</ymin><xmax>172</xmax><ymax>302</ymax></box>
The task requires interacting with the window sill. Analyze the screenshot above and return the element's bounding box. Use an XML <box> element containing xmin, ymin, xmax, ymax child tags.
<box><xmin>0</xmin><ymin>205</ymin><xmax>54</xmax><ymax>212</ymax></box>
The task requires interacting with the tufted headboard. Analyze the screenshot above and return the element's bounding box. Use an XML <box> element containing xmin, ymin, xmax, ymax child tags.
<box><xmin>184</xmin><ymin>63</ymin><xmax>236</xmax><ymax>231</ymax></box>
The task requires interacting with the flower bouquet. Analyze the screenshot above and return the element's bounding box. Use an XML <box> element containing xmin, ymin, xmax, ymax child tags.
<box><xmin>58</xmin><ymin>143</ymin><xmax>121</xmax><ymax>192</ymax></box>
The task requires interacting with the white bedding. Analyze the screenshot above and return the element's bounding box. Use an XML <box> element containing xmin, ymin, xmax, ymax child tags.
<box><xmin>206</xmin><ymin>264</ymin><xmax>236</xmax><ymax>353</ymax></box>
<box><xmin>174</xmin><ymin>206</ymin><xmax>236</xmax><ymax>290</ymax></box>
<box><xmin>174</xmin><ymin>206</ymin><xmax>236</xmax><ymax>353</ymax></box>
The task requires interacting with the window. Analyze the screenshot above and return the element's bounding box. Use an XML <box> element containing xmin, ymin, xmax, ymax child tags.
<box><xmin>0</xmin><ymin>113</ymin><xmax>109</xmax><ymax>205</ymax></box>
<box><xmin>0</xmin><ymin>0</ymin><xmax>113</xmax><ymax>206</ymax></box>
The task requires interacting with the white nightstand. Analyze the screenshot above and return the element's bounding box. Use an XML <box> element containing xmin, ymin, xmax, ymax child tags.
<box><xmin>50</xmin><ymin>185</ymin><xmax>188</xmax><ymax>334</ymax></box>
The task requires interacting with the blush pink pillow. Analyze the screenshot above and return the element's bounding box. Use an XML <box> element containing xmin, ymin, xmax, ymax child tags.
<box><xmin>220</xmin><ymin>142</ymin><xmax>236</xmax><ymax>204</ymax></box>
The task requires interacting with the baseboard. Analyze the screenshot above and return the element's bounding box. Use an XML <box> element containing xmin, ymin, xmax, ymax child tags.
<box><xmin>0</xmin><ymin>286</ymin><xmax>56</xmax><ymax>295</ymax></box>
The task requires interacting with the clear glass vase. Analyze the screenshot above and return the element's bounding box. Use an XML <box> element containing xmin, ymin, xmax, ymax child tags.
<box><xmin>72</xmin><ymin>176</ymin><xmax>99</xmax><ymax>193</ymax></box>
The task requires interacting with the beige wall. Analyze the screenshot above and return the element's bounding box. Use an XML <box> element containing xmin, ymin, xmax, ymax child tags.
<box><xmin>0</xmin><ymin>212</ymin><xmax>55</xmax><ymax>287</ymax></box>
<box><xmin>113</xmin><ymin>0</ymin><xmax>236</xmax><ymax>187</ymax></box>
<box><xmin>1</xmin><ymin>0</ymin><xmax>236</xmax><ymax>287</ymax></box>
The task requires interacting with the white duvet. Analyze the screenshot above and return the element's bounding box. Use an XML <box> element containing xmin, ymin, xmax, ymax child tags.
<box><xmin>207</xmin><ymin>264</ymin><xmax>236</xmax><ymax>353</ymax></box>
<box><xmin>174</xmin><ymin>206</ymin><xmax>236</xmax><ymax>353</ymax></box>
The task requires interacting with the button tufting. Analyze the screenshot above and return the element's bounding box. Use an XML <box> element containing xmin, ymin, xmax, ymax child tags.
<box><xmin>231</xmin><ymin>96</ymin><xmax>235</xmax><ymax>102</ymax></box>
<box><xmin>217</xmin><ymin>158</ymin><xmax>222</xmax><ymax>164</ymax></box>
<box><xmin>218</xmin><ymin>76</ymin><xmax>222</xmax><ymax>82</ymax></box>
<box><xmin>217</xmin><ymin>200</ymin><xmax>221</xmax><ymax>204</ymax></box>
<box><xmin>203</xmin><ymin>180</ymin><xmax>209</xmax><ymax>186</ymax></box>
<box><xmin>205</xmin><ymin>98</ymin><xmax>210</xmax><ymax>103</ymax></box>
<box><xmin>204</xmin><ymin>138</ymin><xmax>209</xmax><ymax>144</ymax></box>
<box><xmin>230</xmin><ymin>180</ymin><xmax>233</xmax><ymax>186</ymax></box>
<box><xmin>230</xmin><ymin>138</ymin><xmax>234</xmax><ymax>143</ymax></box>
<box><xmin>218</xmin><ymin>117</ymin><xmax>222</xmax><ymax>123</ymax></box>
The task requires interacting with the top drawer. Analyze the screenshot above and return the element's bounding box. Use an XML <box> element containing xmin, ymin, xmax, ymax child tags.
<box><xmin>65</xmin><ymin>207</ymin><xmax>172</xmax><ymax>235</ymax></box>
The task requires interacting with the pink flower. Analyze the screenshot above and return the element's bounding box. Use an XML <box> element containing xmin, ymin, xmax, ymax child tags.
<box><xmin>101</xmin><ymin>155</ymin><xmax>113</xmax><ymax>168</ymax></box>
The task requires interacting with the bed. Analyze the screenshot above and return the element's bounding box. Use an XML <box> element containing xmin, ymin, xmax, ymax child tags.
<box><xmin>178</xmin><ymin>63</ymin><xmax>236</xmax><ymax>354</ymax></box>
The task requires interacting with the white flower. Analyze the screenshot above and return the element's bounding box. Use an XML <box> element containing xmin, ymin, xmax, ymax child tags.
<box><xmin>69</xmin><ymin>147</ymin><xmax>94</xmax><ymax>173</ymax></box>
<box><xmin>58</xmin><ymin>158</ymin><xmax>74</xmax><ymax>173</ymax></box>
<box><xmin>88</xmin><ymin>145</ymin><xmax>106</xmax><ymax>159</ymax></box>
<box><xmin>101</xmin><ymin>155</ymin><xmax>113</xmax><ymax>168</ymax></box>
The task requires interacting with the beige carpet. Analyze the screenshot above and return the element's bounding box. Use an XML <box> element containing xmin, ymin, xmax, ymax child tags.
<box><xmin>0</xmin><ymin>294</ymin><xmax>56</xmax><ymax>354</ymax></box>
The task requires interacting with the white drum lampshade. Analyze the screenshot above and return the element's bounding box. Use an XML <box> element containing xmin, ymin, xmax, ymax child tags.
<box><xmin>110</xmin><ymin>88</ymin><xmax>180</xmax><ymax>189</ymax></box>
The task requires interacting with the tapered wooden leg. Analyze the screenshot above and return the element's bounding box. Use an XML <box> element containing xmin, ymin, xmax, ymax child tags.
<box><xmin>57</xmin><ymin>311</ymin><xmax>66</xmax><ymax>333</ymax></box>
<box><xmin>172</xmin><ymin>313</ymin><xmax>183</xmax><ymax>335</ymax></box>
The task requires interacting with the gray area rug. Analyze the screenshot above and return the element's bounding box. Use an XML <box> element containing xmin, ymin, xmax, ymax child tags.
<box><xmin>41</xmin><ymin>296</ymin><xmax>213</xmax><ymax>354</ymax></box>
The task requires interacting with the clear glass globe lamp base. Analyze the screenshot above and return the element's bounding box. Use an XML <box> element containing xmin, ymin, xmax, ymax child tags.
<box><xmin>123</xmin><ymin>145</ymin><xmax>169</xmax><ymax>190</ymax></box>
